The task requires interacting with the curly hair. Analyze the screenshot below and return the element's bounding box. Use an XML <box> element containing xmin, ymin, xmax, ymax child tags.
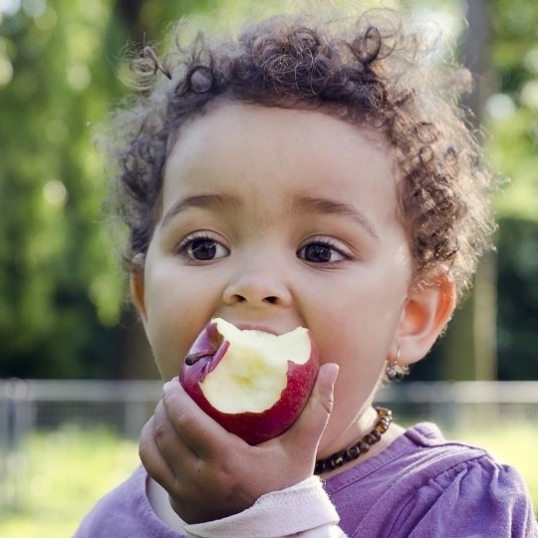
<box><xmin>102</xmin><ymin>7</ymin><xmax>498</xmax><ymax>302</ymax></box>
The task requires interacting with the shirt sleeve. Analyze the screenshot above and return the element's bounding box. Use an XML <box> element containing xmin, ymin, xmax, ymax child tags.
<box><xmin>183</xmin><ymin>476</ymin><xmax>348</xmax><ymax>538</ymax></box>
<box><xmin>393</xmin><ymin>457</ymin><xmax>538</xmax><ymax>538</ymax></box>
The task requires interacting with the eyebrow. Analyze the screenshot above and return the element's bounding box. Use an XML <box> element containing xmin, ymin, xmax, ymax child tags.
<box><xmin>161</xmin><ymin>194</ymin><xmax>239</xmax><ymax>228</ymax></box>
<box><xmin>291</xmin><ymin>196</ymin><xmax>379</xmax><ymax>240</ymax></box>
<box><xmin>161</xmin><ymin>192</ymin><xmax>378</xmax><ymax>240</ymax></box>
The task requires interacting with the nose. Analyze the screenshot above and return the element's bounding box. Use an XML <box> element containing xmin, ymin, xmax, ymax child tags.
<box><xmin>222</xmin><ymin>257</ymin><xmax>293</xmax><ymax>307</ymax></box>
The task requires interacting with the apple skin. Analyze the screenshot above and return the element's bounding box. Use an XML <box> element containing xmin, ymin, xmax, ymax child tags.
<box><xmin>179</xmin><ymin>320</ymin><xmax>319</xmax><ymax>445</ymax></box>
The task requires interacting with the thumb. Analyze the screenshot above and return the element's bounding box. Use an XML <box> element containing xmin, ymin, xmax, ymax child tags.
<box><xmin>281</xmin><ymin>363</ymin><xmax>339</xmax><ymax>455</ymax></box>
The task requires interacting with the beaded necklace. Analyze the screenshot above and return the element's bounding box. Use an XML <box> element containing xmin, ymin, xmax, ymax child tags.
<box><xmin>314</xmin><ymin>407</ymin><xmax>392</xmax><ymax>475</ymax></box>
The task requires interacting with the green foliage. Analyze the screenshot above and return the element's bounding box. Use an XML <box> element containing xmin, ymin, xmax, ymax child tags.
<box><xmin>0</xmin><ymin>0</ymin><xmax>129</xmax><ymax>378</ymax></box>
<box><xmin>0</xmin><ymin>0</ymin><xmax>294</xmax><ymax>380</ymax></box>
<box><xmin>487</xmin><ymin>0</ymin><xmax>538</xmax><ymax>221</ymax></box>
<box><xmin>496</xmin><ymin>219</ymin><xmax>538</xmax><ymax>379</ymax></box>
<box><xmin>485</xmin><ymin>0</ymin><xmax>538</xmax><ymax>379</ymax></box>
<box><xmin>0</xmin><ymin>425</ymin><xmax>139</xmax><ymax>536</ymax></box>
<box><xmin>0</xmin><ymin>0</ymin><xmax>537</xmax><ymax>380</ymax></box>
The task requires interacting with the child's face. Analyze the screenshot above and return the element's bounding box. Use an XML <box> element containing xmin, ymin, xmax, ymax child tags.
<box><xmin>134</xmin><ymin>102</ymin><xmax>415</xmax><ymax>453</ymax></box>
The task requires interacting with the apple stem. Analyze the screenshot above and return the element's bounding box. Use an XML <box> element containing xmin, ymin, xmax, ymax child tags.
<box><xmin>184</xmin><ymin>351</ymin><xmax>215</xmax><ymax>366</ymax></box>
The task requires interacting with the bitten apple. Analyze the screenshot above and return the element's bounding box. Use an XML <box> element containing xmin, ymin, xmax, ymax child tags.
<box><xmin>179</xmin><ymin>318</ymin><xmax>319</xmax><ymax>445</ymax></box>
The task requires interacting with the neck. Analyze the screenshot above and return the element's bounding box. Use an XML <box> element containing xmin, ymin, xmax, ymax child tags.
<box><xmin>316</xmin><ymin>407</ymin><xmax>405</xmax><ymax>478</ymax></box>
<box><xmin>317</xmin><ymin>405</ymin><xmax>379</xmax><ymax>460</ymax></box>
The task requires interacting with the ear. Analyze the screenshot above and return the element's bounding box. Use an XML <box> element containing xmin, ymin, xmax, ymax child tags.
<box><xmin>130</xmin><ymin>254</ymin><xmax>148</xmax><ymax>326</ymax></box>
<box><xmin>394</xmin><ymin>275</ymin><xmax>456</xmax><ymax>366</ymax></box>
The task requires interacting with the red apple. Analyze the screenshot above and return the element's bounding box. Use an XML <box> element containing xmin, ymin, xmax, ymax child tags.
<box><xmin>179</xmin><ymin>318</ymin><xmax>319</xmax><ymax>445</ymax></box>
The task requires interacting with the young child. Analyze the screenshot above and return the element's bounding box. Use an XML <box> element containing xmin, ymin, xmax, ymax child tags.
<box><xmin>75</xmin><ymin>5</ymin><xmax>537</xmax><ymax>537</ymax></box>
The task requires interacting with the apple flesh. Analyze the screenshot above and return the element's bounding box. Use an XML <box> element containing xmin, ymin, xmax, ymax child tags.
<box><xmin>179</xmin><ymin>318</ymin><xmax>319</xmax><ymax>445</ymax></box>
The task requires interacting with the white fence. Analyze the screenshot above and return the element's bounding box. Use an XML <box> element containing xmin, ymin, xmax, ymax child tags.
<box><xmin>1</xmin><ymin>378</ymin><xmax>538</xmax><ymax>451</ymax></box>
<box><xmin>0</xmin><ymin>379</ymin><xmax>163</xmax><ymax>453</ymax></box>
<box><xmin>0</xmin><ymin>379</ymin><xmax>537</xmax><ymax>512</ymax></box>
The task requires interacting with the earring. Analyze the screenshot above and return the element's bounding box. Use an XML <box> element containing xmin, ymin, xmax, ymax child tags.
<box><xmin>131</xmin><ymin>253</ymin><xmax>146</xmax><ymax>272</ymax></box>
<box><xmin>386</xmin><ymin>347</ymin><xmax>408</xmax><ymax>381</ymax></box>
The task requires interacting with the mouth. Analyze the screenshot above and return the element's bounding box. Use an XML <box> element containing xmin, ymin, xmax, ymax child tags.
<box><xmin>183</xmin><ymin>319</ymin><xmax>306</xmax><ymax>367</ymax></box>
<box><xmin>231</xmin><ymin>322</ymin><xmax>281</xmax><ymax>336</ymax></box>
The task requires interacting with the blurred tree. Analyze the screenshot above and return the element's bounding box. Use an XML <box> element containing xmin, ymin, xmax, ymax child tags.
<box><xmin>412</xmin><ymin>0</ymin><xmax>538</xmax><ymax>381</ymax></box>
<box><xmin>496</xmin><ymin>219</ymin><xmax>538</xmax><ymax>379</ymax></box>
<box><xmin>397</xmin><ymin>0</ymin><xmax>499</xmax><ymax>381</ymax></box>
<box><xmin>487</xmin><ymin>0</ymin><xmax>538</xmax><ymax>379</ymax></box>
<box><xmin>442</xmin><ymin>0</ymin><xmax>499</xmax><ymax>381</ymax></box>
<box><xmin>450</xmin><ymin>0</ymin><xmax>538</xmax><ymax>381</ymax></box>
<box><xmin>0</xmin><ymin>0</ymin><xmax>270</xmax><ymax>380</ymax></box>
<box><xmin>0</xmin><ymin>0</ymin><xmax>129</xmax><ymax>378</ymax></box>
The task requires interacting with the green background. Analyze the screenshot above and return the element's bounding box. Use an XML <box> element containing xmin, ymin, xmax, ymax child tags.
<box><xmin>1</xmin><ymin>0</ymin><xmax>537</xmax><ymax>382</ymax></box>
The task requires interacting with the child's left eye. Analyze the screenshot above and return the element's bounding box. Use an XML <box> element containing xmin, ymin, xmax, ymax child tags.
<box><xmin>297</xmin><ymin>240</ymin><xmax>347</xmax><ymax>264</ymax></box>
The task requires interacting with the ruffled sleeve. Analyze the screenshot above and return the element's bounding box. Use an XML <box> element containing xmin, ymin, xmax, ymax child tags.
<box><xmin>392</xmin><ymin>456</ymin><xmax>538</xmax><ymax>538</ymax></box>
<box><xmin>183</xmin><ymin>476</ymin><xmax>347</xmax><ymax>538</ymax></box>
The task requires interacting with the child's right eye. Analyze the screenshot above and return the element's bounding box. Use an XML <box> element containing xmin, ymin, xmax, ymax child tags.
<box><xmin>177</xmin><ymin>233</ymin><xmax>230</xmax><ymax>261</ymax></box>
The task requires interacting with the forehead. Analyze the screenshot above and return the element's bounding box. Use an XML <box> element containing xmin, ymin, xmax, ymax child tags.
<box><xmin>161</xmin><ymin>102</ymin><xmax>399</xmax><ymax>226</ymax></box>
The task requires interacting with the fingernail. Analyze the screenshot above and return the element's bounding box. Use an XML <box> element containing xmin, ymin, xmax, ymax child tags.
<box><xmin>327</xmin><ymin>363</ymin><xmax>339</xmax><ymax>389</ymax></box>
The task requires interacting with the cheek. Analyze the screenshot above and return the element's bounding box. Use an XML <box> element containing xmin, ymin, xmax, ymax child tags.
<box><xmin>143</xmin><ymin>266</ymin><xmax>219</xmax><ymax>378</ymax></box>
<box><xmin>320</xmin><ymin>325</ymin><xmax>387</xmax><ymax>405</ymax></box>
<box><xmin>308</xmin><ymin>283</ymin><xmax>405</xmax><ymax>362</ymax></box>
<box><xmin>304</xmin><ymin>272</ymin><xmax>406</xmax><ymax>406</ymax></box>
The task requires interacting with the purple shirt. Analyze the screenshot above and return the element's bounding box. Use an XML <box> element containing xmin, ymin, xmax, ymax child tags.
<box><xmin>75</xmin><ymin>423</ymin><xmax>537</xmax><ymax>537</ymax></box>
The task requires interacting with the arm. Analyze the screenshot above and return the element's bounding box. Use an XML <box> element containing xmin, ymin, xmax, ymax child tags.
<box><xmin>138</xmin><ymin>363</ymin><xmax>340</xmax><ymax>525</ymax></box>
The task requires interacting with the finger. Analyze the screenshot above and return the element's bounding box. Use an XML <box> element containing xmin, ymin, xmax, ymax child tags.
<box><xmin>152</xmin><ymin>397</ymin><xmax>198</xmax><ymax>467</ymax></box>
<box><xmin>281</xmin><ymin>363</ymin><xmax>339</xmax><ymax>457</ymax></box>
<box><xmin>138</xmin><ymin>416</ymin><xmax>177</xmax><ymax>492</ymax></box>
<box><xmin>162</xmin><ymin>378</ymin><xmax>241</xmax><ymax>458</ymax></box>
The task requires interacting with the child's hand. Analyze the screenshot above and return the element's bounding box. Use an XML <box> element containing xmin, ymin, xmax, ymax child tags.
<box><xmin>138</xmin><ymin>363</ymin><xmax>339</xmax><ymax>524</ymax></box>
